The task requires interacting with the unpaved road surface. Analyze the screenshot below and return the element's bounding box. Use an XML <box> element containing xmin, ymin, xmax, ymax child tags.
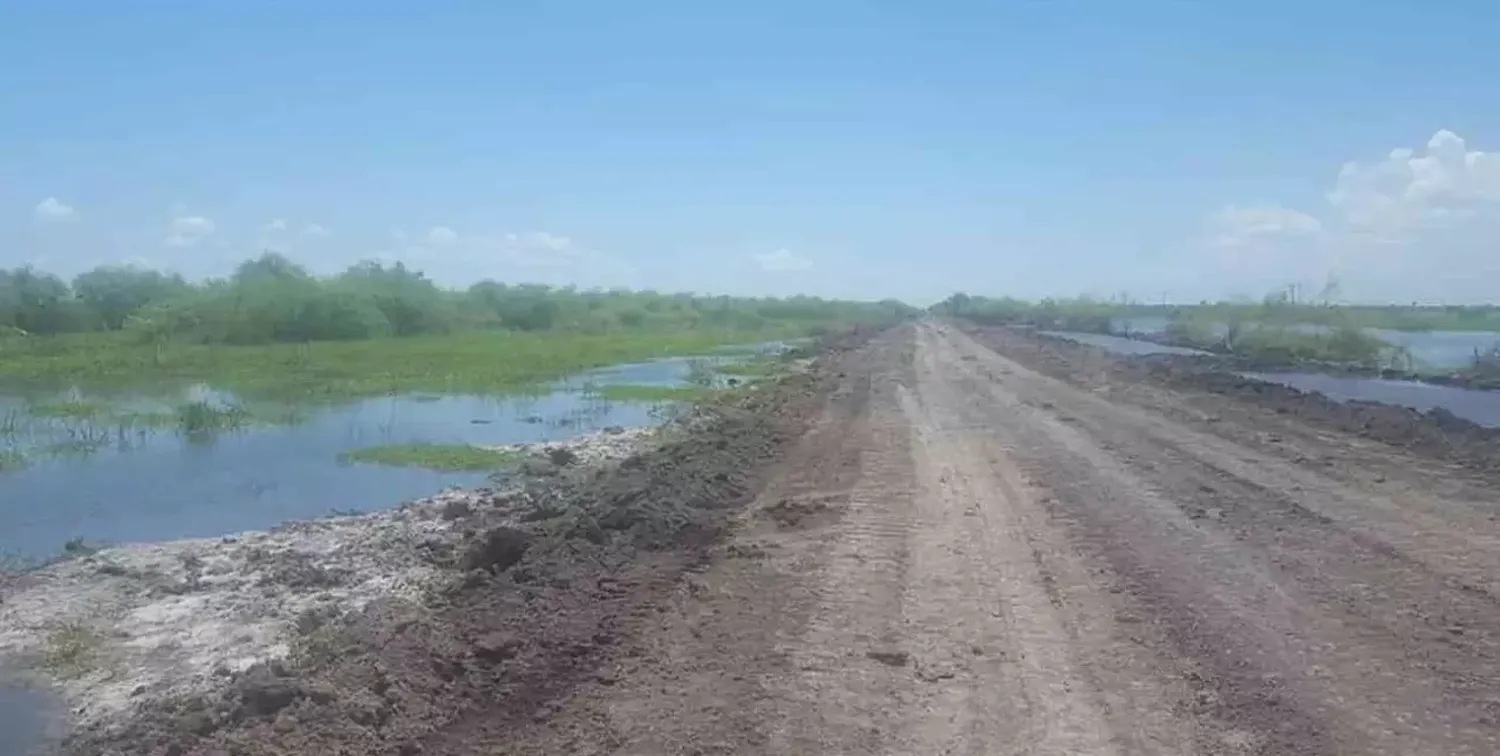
<box><xmin>493</xmin><ymin>321</ymin><xmax>1500</xmax><ymax>756</ymax></box>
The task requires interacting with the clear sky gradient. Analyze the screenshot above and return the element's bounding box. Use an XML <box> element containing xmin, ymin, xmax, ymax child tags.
<box><xmin>4</xmin><ymin>2</ymin><xmax>1498</xmax><ymax>304</ymax></box>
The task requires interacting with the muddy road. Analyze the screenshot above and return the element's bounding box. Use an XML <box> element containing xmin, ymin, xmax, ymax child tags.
<box><xmin>491</xmin><ymin>321</ymin><xmax>1500</xmax><ymax>756</ymax></box>
<box><xmin>63</xmin><ymin>322</ymin><xmax>1500</xmax><ymax>755</ymax></box>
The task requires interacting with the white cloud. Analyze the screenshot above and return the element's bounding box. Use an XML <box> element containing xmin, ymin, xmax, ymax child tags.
<box><xmin>425</xmin><ymin>226</ymin><xmax>459</xmax><ymax>245</ymax></box>
<box><xmin>396</xmin><ymin>229</ymin><xmax>587</xmax><ymax>274</ymax></box>
<box><xmin>264</xmin><ymin>218</ymin><xmax>288</xmax><ymax>233</ymax></box>
<box><xmin>165</xmin><ymin>216</ymin><xmax>216</xmax><ymax>247</ymax></box>
<box><xmin>1200</xmin><ymin>128</ymin><xmax>1500</xmax><ymax>302</ymax></box>
<box><xmin>34</xmin><ymin>197</ymin><xmax>75</xmax><ymax>220</ymax></box>
<box><xmin>753</xmin><ymin>248</ymin><xmax>813</xmax><ymax>272</ymax></box>
<box><xmin>301</xmin><ymin>222</ymin><xmax>330</xmax><ymax>237</ymax></box>
<box><xmin>1327</xmin><ymin>128</ymin><xmax>1500</xmax><ymax>236</ymax></box>
<box><xmin>497</xmin><ymin>231</ymin><xmax>579</xmax><ymax>266</ymax></box>
<box><xmin>1208</xmin><ymin>204</ymin><xmax>1322</xmax><ymax>248</ymax></box>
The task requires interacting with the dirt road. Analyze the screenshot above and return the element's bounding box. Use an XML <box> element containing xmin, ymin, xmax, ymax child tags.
<box><xmin>496</xmin><ymin>321</ymin><xmax>1500</xmax><ymax>755</ymax></box>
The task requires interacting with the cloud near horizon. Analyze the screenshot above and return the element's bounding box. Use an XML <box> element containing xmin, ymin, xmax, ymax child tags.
<box><xmin>34</xmin><ymin>197</ymin><xmax>75</xmax><ymax>220</ymax></box>
<box><xmin>165</xmin><ymin>216</ymin><xmax>216</xmax><ymax>248</ymax></box>
<box><xmin>1200</xmin><ymin>129</ymin><xmax>1500</xmax><ymax>303</ymax></box>
<box><xmin>753</xmin><ymin>248</ymin><xmax>813</xmax><ymax>272</ymax></box>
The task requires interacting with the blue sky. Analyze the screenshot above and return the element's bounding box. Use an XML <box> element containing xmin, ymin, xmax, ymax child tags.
<box><xmin>4</xmin><ymin>2</ymin><xmax>1499</xmax><ymax>304</ymax></box>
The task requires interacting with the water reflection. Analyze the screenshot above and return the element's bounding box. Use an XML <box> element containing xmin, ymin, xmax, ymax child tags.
<box><xmin>1244</xmin><ymin>372</ymin><xmax>1500</xmax><ymax>428</ymax></box>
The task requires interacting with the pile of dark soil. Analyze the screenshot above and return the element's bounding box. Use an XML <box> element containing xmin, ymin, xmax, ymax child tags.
<box><xmin>67</xmin><ymin>328</ymin><xmax>877</xmax><ymax>756</ymax></box>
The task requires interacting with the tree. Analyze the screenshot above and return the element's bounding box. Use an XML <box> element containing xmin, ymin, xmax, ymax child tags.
<box><xmin>72</xmin><ymin>264</ymin><xmax>189</xmax><ymax>330</ymax></box>
<box><xmin>0</xmin><ymin>267</ymin><xmax>83</xmax><ymax>334</ymax></box>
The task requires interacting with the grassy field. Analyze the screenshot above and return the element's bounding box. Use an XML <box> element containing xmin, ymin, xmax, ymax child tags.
<box><xmin>0</xmin><ymin>328</ymin><xmax>792</xmax><ymax>400</ymax></box>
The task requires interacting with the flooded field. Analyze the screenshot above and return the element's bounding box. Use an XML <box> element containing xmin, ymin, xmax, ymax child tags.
<box><xmin>1109</xmin><ymin>316</ymin><xmax>1500</xmax><ymax>369</ymax></box>
<box><xmin>0</xmin><ymin>352</ymin><xmax>768</xmax><ymax>562</ymax></box>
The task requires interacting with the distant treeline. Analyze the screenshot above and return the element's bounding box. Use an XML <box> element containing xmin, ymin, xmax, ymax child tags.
<box><xmin>0</xmin><ymin>253</ymin><xmax>916</xmax><ymax>344</ymax></box>
<box><xmin>930</xmin><ymin>290</ymin><xmax>1500</xmax><ymax>333</ymax></box>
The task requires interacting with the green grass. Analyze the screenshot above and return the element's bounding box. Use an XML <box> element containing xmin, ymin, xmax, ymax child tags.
<box><xmin>591</xmin><ymin>384</ymin><xmax>720</xmax><ymax>403</ymax></box>
<box><xmin>338</xmin><ymin>443</ymin><xmax>524</xmax><ymax>471</ymax></box>
<box><xmin>0</xmin><ymin>329</ymin><xmax>798</xmax><ymax>401</ymax></box>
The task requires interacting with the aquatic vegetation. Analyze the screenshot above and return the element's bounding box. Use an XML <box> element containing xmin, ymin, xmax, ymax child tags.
<box><xmin>0</xmin><ymin>448</ymin><xmax>26</xmax><ymax>473</ymax></box>
<box><xmin>591</xmin><ymin>385</ymin><xmax>720</xmax><ymax>403</ymax></box>
<box><xmin>175</xmin><ymin>401</ymin><xmax>251</xmax><ymax>435</ymax></box>
<box><xmin>0</xmin><ymin>329</ymin><xmax>812</xmax><ymax>401</ymax></box>
<box><xmin>338</xmin><ymin>443</ymin><xmax>524</xmax><ymax>471</ymax></box>
<box><xmin>29</xmin><ymin>400</ymin><xmax>107</xmax><ymax>420</ymax></box>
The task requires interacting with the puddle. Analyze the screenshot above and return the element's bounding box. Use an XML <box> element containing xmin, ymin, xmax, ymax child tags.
<box><xmin>1244</xmin><ymin>372</ymin><xmax>1500</xmax><ymax>428</ymax></box>
<box><xmin>1042</xmin><ymin>331</ymin><xmax>1211</xmax><ymax>357</ymax></box>
<box><xmin>0</xmin><ymin>679</ymin><xmax>59</xmax><ymax>756</ymax></box>
<box><xmin>0</xmin><ymin>353</ymin><xmax>747</xmax><ymax>560</ymax></box>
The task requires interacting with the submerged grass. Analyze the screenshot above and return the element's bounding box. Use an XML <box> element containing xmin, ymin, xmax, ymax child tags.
<box><xmin>175</xmin><ymin>400</ymin><xmax>251</xmax><ymax>434</ymax></box>
<box><xmin>0</xmin><ymin>329</ymin><xmax>798</xmax><ymax>401</ymax></box>
<box><xmin>338</xmin><ymin>443</ymin><xmax>524</xmax><ymax>471</ymax></box>
<box><xmin>29</xmin><ymin>400</ymin><xmax>108</xmax><ymax>420</ymax></box>
<box><xmin>591</xmin><ymin>384</ymin><xmax>720</xmax><ymax>403</ymax></box>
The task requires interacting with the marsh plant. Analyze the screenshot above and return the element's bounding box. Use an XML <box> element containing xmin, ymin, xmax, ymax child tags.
<box><xmin>175</xmin><ymin>400</ymin><xmax>251</xmax><ymax>435</ymax></box>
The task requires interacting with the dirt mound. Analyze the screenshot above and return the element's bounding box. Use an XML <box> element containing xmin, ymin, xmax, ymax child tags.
<box><xmin>65</xmin><ymin>338</ymin><xmax>858</xmax><ymax>756</ymax></box>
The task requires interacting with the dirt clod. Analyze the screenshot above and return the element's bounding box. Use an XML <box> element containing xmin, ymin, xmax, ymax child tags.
<box><xmin>866</xmin><ymin>649</ymin><xmax>910</xmax><ymax>667</ymax></box>
<box><xmin>458</xmin><ymin>527</ymin><xmax>531</xmax><ymax>573</ymax></box>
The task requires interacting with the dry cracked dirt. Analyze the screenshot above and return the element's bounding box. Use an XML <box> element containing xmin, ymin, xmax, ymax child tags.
<box><xmin>37</xmin><ymin>321</ymin><xmax>1500</xmax><ymax>754</ymax></box>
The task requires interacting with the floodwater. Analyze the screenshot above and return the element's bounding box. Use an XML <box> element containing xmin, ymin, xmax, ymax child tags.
<box><xmin>1108</xmin><ymin>316</ymin><xmax>1500</xmax><ymax>369</ymax></box>
<box><xmin>1041</xmin><ymin>331</ymin><xmax>1212</xmax><ymax>357</ymax></box>
<box><xmin>1366</xmin><ymin>329</ymin><xmax>1500</xmax><ymax>370</ymax></box>
<box><xmin>1245</xmin><ymin>371</ymin><xmax>1500</xmax><ymax>428</ymax></box>
<box><xmin>0</xmin><ymin>354</ymin><xmax>739</xmax><ymax>561</ymax></box>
